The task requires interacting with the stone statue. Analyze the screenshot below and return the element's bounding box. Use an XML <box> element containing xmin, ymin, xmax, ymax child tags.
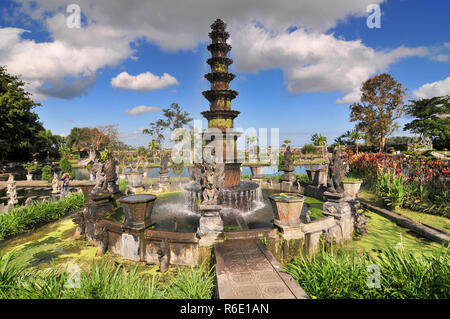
<box><xmin>92</xmin><ymin>161</ymin><xmax>105</xmax><ymax>193</ymax></box>
<box><xmin>160</xmin><ymin>152</ymin><xmax>170</xmax><ymax>173</ymax></box>
<box><xmin>104</xmin><ymin>156</ymin><xmax>119</xmax><ymax>193</ymax></box>
<box><xmin>94</xmin><ymin>224</ymin><xmax>108</xmax><ymax>256</ymax></box>
<box><xmin>200</xmin><ymin>162</ymin><xmax>225</xmax><ymax>205</ymax></box>
<box><xmin>284</xmin><ymin>146</ymin><xmax>294</xmax><ymax>171</ymax></box>
<box><xmin>73</xmin><ymin>209</ymin><xmax>86</xmax><ymax>239</ymax></box>
<box><xmin>157</xmin><ymin>238</ymin><xmax>170</xmax><ymax>273</ymax></box>
<box><xmin>25</xmin><ymin>197</ymin><xmax>33</xmax><ymax>207</ymax></box>
<box><xmin>6</xmin><ymin>174</ymin><xmax>18</xmax><ymax>206</ymax></box>
<box><xmin>326</xmin><ymin>148</ymin><xmax>345</xmax><ymax>194</ymax></box>
<box><xmin>51</xmin><ymin>173</ymin><xmax>60</xmax><ymax>194</ymax></box>
<box><xmin>282</xmin><ymin>146</ymin><xmax>295</xmax><ymax>182</ymax></box>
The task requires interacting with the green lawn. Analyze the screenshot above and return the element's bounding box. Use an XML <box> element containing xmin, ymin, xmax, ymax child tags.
<box><xmin>359</xmin><ymin>189</ymin><xmax>450</xmax><ymax>233</ymax></box>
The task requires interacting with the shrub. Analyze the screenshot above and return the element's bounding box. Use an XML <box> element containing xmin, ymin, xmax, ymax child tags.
<box><xmin>41</xmin><ymin>165</ymin><xmax>52</xmax><ymax>183</ymax></box>
<box><xmin>296</xmin><ymin>173</ymin><xmax>310</xmax><ymax>183</ymax></box>
<box><xmin>59</xmin><ymin>157</ymin><xmax>76</xmax><ymax>179</ymax></box>
<box><xmin>0</xmin><ymin>193</ymin><xmax>84</xmax><ymax>240</ymax></box>
<box><xmin>285</xmin><ymin>246</ymin><xmax>450</xmax><ymax>299</ymax></box>
<box><xmin>376</xmin><ymin>173</ymin><xmax>405</xmax><ymax>209</ymax></box>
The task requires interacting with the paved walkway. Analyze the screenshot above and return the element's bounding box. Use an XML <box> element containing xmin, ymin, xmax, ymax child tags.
<box><xmin>214</xmin><ymin>239</ymin><xmax>309</xmax><ymax>299</ymax></box>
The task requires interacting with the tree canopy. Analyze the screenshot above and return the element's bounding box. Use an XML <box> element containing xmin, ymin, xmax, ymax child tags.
<box><xmin>403</xmin><ymin>95</ymin><xmax>450</xmax><ymax>149</ymax></box>
<box><xmin>350</xmin><ymin>73</ymin><xmax>406</xmax><ymax>152</ymax></box>
<box><xmin>0</xmin><ymin>66</ymin><xmax>47</xmax><ymax>162</ymax></box>
<box><xmin>143</xmin><ymin>103</ymin><xmax>192</xmax><ymax>145</ymax></box>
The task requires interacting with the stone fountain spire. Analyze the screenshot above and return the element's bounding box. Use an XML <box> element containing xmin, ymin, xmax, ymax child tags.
<box><xmin>201</xmin><ymin>18</ymin><xmax>241</xmax><ymax>188</ymax></box>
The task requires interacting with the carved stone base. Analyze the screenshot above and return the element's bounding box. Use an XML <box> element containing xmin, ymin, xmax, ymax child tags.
<box><xmin>159</xmin><ymin>172</ymin><xmax>169</xmax><ymax>184</ymax></box>
<box><xmin>281</xmin><ymin>171</ymin><xmax>296</xmax><ymax>182</ymax></box>
<box><xmin>274</xmin><ymin>219</ymin><xmax>304</xmax><ymax>240</ymax></box>
<box><xmin>197</xmin><ymin>205</ymin><xmax>223</xmax><ymax>246</ymax></box>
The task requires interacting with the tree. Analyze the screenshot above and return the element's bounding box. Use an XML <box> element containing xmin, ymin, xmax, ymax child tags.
<box><xmin>349</xmin><ymin>130</ymin><xmax>363</xmax><ymax>154</ymax></box>
<box><xmin>311</xmin><ymin>133</ymin><xmax>327</xmax><ymax>158</ymax></box>
<box><xmin>67</xmin><ymin>127</ymin><xmax>88</xmax><ymax>159</ymax></box>
<box><xmin>148</xmin><ymin>139</ymin><xmax>161</xmax><ymax>163</ymax></box>
<box><xmin>350</xmin><ymin>73</ymin><xmax>406</xmax><ymax>152</ymax></box>
<box><xmin>0</xmin><ymin>66</ymin><xmax>44</xmax><ymax>162</ymax></box>
<box><xmin>403</xmin><ymin>95</ymin><xmax>450</xmax><ymax>149</ymax></box>
<box><xmin>143</xmin><ymin>103</ymin><xmax>193</xmax><ymax>145</ymax></box>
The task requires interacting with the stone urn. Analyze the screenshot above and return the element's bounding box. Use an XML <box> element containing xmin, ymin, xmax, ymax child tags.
<box><xmin>343</xmin><ymin>180</ymin><xmax>363</xmax><ymax>199</ymax></box>
<box><xmin>26</xmin><ymin>174</ymin><xmax>33</xmax><ymax>181</ymax></box>
<box><xmin>306</xmin><ymin>166</ymin><xmax>327</xmax><ymax>186</ymax></box>
<box><xmin>269</xmin><ymin>193</ymin><xmax>305</xmax><ymax>226</ymax></box>
<box><xmin>119</xmin><ymin>194</ymin><xmax>157</xmax><ymax>230</ymax></box>
<box><xmin>250</xmin><ymin>165</ymin><xmax>263</xmax><ymax>179</ymax></box>
<box><xmin>126</xmin><ymin>172</ymin><xmax>143</xmax><ymax>187</ymax></box>
<box><xmin>78</xmin><ymin>181</ymin><xmax>96</xmax><ymax>206</ymax></box>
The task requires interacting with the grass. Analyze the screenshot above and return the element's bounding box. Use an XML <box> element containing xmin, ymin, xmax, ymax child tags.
<box><xmin>285</xmin><ymin>245</ymin><xmax>450</xmax><ymax>299</ymax></box>
<box><xmin>304</xmin><ymin>196</ymin><xmax>324</xmax><ymax>220</ymax></box>
<box><xmin>0</xmin><ymin>251</ymin><xmax>215</xmax><ymax>299</ymax></box>
<box><xmin>359</xmin><ymin>189</ymin><xmax>450</xmax><ymax>233</ymax></box>
<box><xmin>343</xmin><ymin>177</ymin><xmax>363</xmax><ymax>183</ymax></box>
<box><xmin>0</xmin><ymin>193</ymin><xmax>84</xmax><ymax>241</ymax></box>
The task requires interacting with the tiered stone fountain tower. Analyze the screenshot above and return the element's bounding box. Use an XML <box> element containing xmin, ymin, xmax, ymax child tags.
<box><xmin>185</xmin><ymin>19</ymin><xmax>260</xmax><ymax>213</ymax></box>
<box><xmin>202</xmin><ymin>18</ymin><xmax>241</xmax><ymax>187</ymax></box>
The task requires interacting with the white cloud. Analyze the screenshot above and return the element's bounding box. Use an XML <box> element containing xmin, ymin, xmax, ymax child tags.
<box><xmin>413</xmin><ymin>76</ymin><xmax>450</xmax><ymax>99</ymax></box>
<box><xmin>232</xmin><ymin>23</ymin><xmax>428</xmax><ymax>103</ymax></box>
<box><xmin>111</xmin><ymin>72</ymin><xmax>178</xmax><ymax>92</ymax></box>
<box><xmin>0</xmin><ymin>0</ymin><xmax>435</xmax><ymax>101</ymax></box>
<box><xmin>431</xmin><ymin>54</ymin><xmax>449</xmax><ymax>62</ymax></box>
<box><xmin>125</xmin><ymin>105</ymin><xmax>162</xmax><ymax>115</ymax></box>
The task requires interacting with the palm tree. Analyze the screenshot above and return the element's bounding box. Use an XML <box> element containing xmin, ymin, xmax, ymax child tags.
<box><xmin>349</xmin><ymin>130</ymin><xmax>363</xmax><ymax>154</ymax></box>
<box><xmin>67</xmin><ymin>127</ymin><xmax>87</xmax><ymax>160</ymax></box>
<box><xmin>148</xmin><ymin>139</ymin><xmax>161</xmax><ymax>163</ymax></box>
<box><xmin>311</xmin><ymin>133</ymin><xmax>328</xmax><ymax>159</ymax></box>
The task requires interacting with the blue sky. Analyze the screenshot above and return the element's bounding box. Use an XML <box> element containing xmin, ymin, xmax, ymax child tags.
<box><xmin>0</xmin><ymin>0</ymin><xmax>449</xmax><ymax>147</ymax></box>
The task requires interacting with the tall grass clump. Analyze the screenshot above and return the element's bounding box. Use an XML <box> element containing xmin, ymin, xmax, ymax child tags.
<box><xmin>165</xmin><ymin>263</ymin><xmax>215</xmax><ymax>299</ymax></box>
<box><xmin>0</xmin><ymin>252</ymin><xmax>215</xmax><ymax>299</ymax></box>
<box><xmin>285</xmin><ymin>246</ymin><xmax>449</xmax><ymax>299</ymax></box>
<box><xmin>0</xmin><ymin>193</ymin><xmax>84</xmax><ymax>240</ymax></box>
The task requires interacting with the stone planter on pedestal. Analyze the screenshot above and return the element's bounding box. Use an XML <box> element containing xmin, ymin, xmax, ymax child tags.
<box><xmin>119</xmin><ymin>194</ymin><xmax>157</xmax><ymax>230</ymax></box>
<box><xmin>126</xmin><ymin>172</ymin><xmax>144</xmax><ymax>188</ymax></box>
<box><xmin>26</xmin><ymin>174</ymin><xmax>33</xmax><ymax>181</ymax></box>
<box><xmin>269</xmin><ymin>193</ymin><xmax>305</xmax><ymax>226</ymax></box>
<box><xmin>78</xmin><ymin>182</ymin><xmax>96</xmax><ymax>206</ymax></box>
<box><xmin>250</xmin><ymin>165</ymin><xmax>263</xmax><ymax>180</ymax></box>
<box><xmin>306</xmin><ymin>166</ymin><xmax>327</xmax><ymax>187</ymax></box>
<box><xmin>342</xmin><ymin>180</ymin><xmax>362</xmax><ymax>199</ymax></box>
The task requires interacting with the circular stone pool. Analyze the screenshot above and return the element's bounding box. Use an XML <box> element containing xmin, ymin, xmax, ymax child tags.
<box><xmin>122</xmin><ymin>189</ymin><xmax>316</xmax><ymax>233</ymax></box>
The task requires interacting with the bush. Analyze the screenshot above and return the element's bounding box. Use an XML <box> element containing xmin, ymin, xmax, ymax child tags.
<box><xmin>296</xmin><ymin>173</ymin><xmax>310</xmax><ymax>183</ymax></box>
<box><xmin>376</xmin><ymin>173</ymin><xmax>405</xmax><ymax>209</ymax></box>
<box><xmin>59</xmin><ymin>157</ymin><xmax>76</xmax><ymax>179</ymax></box>
<box><xmin>41</xmin><ymin>165</ymin><xmax>52</xmax><ymax>183</ymax></box>
<box><xmin>0</xmin><ymin>193</ymin><xmax>84</xmax><ymax>240</ymax></box>
<box><xmin>285</xmin><ymin>246</ymin><xmax>450</xmax><ymax>299</ymax></box>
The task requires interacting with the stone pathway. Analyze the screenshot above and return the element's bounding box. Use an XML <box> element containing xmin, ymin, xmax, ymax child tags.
<box><xmin>214</xmin><ymin>239</ymin><xmax>309</xmax><ymax>299</ymax></box>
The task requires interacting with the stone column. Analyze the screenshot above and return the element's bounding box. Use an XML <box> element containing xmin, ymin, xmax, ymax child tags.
<box><xmin>197</xmin><ymin>204</ymin><xmax>224</xmax><ymax>246</ymax></box>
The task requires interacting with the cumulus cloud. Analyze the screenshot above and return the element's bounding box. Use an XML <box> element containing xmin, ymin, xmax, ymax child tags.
<box><xmin>0</xmin><ymin>0</ymin><xmax>440</xmax><ymax>101</ymax></box>
<box><xmin>111</xmin><ymin>72</ymin><xmax>178</xmax><ymax>92</ymax></box>
<box><xmin>125</xmin><ymin>105</ymin><xmax>162</xmax><ymax>115</ymax></box>
<box><xmin>232</xmin><ymin>24</ymin><xmax>428</xmax><ymax>103</ymax></box>
<box><xmin>413</xmin><ymin>76</ymin><xmax>450</xmax><ymax>99</ymax></box>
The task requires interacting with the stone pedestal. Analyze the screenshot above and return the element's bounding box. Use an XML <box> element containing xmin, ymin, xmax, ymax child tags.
<box><xmin>197</xmin><ymin>205</ymin><xmax>223</xmax><ymax>246</ymax></box>
<box><xmin>85</xmin><ymin>192</ymin><xmax>115</xmax><ymax>245</ymax></box>
<box><xmin>274</xmin><ymin>219</ymin><xmax>304</xmax><ymax>240</ymax></box>
<box><xmin>281</xmin><ymin>170</ymin><xmax>296</xmax><ymax>182</ymax></box>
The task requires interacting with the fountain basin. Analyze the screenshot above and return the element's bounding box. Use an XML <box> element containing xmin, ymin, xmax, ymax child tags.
<box><xmin>184</xmin><ymin>181</ymin><xmax>261</xmax><ymax>213</ymax></box>
<box><xmin>119</xmin><ymin>194</ymin><xmax>157</xmax><ymax>230</ymax></box>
